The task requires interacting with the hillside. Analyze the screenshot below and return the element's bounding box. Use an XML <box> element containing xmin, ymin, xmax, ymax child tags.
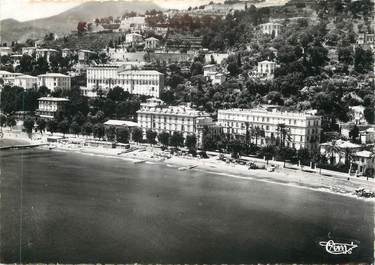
<box><xmin>0</xmin><ymin>0</ymin><xmax>162</xmax><ymax>44</ymax></box>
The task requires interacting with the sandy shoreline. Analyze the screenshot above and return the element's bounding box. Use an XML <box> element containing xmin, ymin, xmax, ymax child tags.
<box><xmin>2</xmin><ymin>133</ymin><xmax>375</xmax><ymax>201</ymax></box>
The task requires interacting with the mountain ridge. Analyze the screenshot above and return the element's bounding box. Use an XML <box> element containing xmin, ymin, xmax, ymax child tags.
<box><xmin>0</xmin><ymin>0</ymin><xmax>162</xmax><ymax>44</ymax></box>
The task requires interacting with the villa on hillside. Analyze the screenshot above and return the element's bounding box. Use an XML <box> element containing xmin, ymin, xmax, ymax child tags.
<box><xmin>35</xmin><ymin>97</ymin><xmax>69</xmax><ymax>119</ymax></box>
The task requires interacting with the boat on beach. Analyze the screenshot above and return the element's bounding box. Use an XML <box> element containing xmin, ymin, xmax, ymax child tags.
<box><xmin>134</xmin><ymin>160</ymin><xmax>146</xmax><ymax>164</ymax></box>
<box><xmin>178</xmin><ymin>165</ymin><xmax>198</xmax><ymax>171</ymax></box>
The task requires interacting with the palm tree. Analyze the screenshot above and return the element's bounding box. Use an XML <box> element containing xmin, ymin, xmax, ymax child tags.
<box><xmin>326</xmin><ymin>140</ymin><xmax>340</xmax><ymax>165</ymax></box>
<box><xmin>276</xmin><ymin>123</ymin><xmax>291</xmax><ymax>148</ymax></box>
<box><xmin>251</xmin><ymin>126</ymin><xmax>265</xmax><ymax>146</ymax></box>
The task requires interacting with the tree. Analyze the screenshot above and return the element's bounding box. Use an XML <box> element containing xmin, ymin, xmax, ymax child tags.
<box><xmin>19</xmin><ymin>54</ymin><xmax>33</xmax><ymax>73</ymax></box>
<box><xmin>326</xmin><ymin>140</ymin><xmax>340</xmax><ymax>165</ymax></box>
<box><xmin>338</xmin><ymin>47</ymin><xmax>353</xmax><ymax>65</ymax></box>
<box><xmin>58</xmin><ymin>120</ymin><xmax>70</xmax><ymax>135</ymax></box>
<box><xmin>354</xmin><ymin>47</ymin><xmax>373</xmax><ymax>73</ymax></box>
<box><xmin>47</xmin><ymin>119</ymin><xmax>58</xmax><ymax>134</ymax></box>
<box><xmin>36</xmin><ymin>118</ymin><xmax>46</xmax><ymax>133</ymax></box>
<box><xmin>190</xmin><ymin>62</ymin><xmax>203</xmax><ymax>76</ymax></box>
<box><xmin>364</xmin><ymin>107</ymin><xmax>375</xmax><ymax>124</ymax></box>
<box><xmin>81</xmin><ymin>122</ymin><xmax>93</xmax><ymax>136</ymax></box>
<box><xmin>77</xmin><ymin>21</ymin><xmax>87</xmax><ymax>35</ymax></box>
<box><xmin>93</xmin><ymin>123</ymin><xmax>105</xmax><ymax>139</ymax></box>
<box><xmin>276</xmin><ymin>123</ymin><xmax>291</xmax><ymax>147</ymax></box>
<box><xmin>34</xmin><ymin>57</ymin><xmax>50</xmax><ymax>75</ymax></box>
<box><xmin>104</xmin><ymin>126</ymin><xmax>115</xmax><ymax>141</ymax></box>
<box><xmin>251</xmin><ymin>126</ymin><xmax>265</xmax><ymax>146</ymax></box>
<box><xmin>297</xmin><ymin>148</ymin><xmax>311</xmax><ymax>166</ymax></box>
<box><xmin>6</xmin><ymin>115</ymin><xmax>16</xmax><ymax>128</ymax></box>
<box><xmin>107</xmin><ymin>86</ymin><xmax>125</xmax><ymax>101</ymax></box>
<box><xmin>70</xmin><ymin>121</ymin><xmax>81</xmax><ymax>135</ymax></box>
<box><xmin>23</xmin><ymin>117</ymin><xmax>35</xmax><ymax>135</ymax></box>
<box><xmin>185</xmin><ymin>134</ymin><xmax>197</xmax><ymax>151</ymax></box>
<box><xmin>259</xmin><ymin>145</ymin><xmax>276</xmax><ymax>162</ymax></box>
<box><xmin>117</xmin><ymin>128</ymin><xmax>130</xmax><ymax>143</ymax></box>
<box><xmin>132</xmin><ymin>127</ymin><xmax>143</xmax><ymax>143</ymax></box>
<box><xmin>170</xmin><ymin>132</ymin><xmax>184</xmax><ymax>148</ymax></box>
<box><xmin>228</xmin><ymin>139</ymin><xmax>243</xmax><ymax>159</ymax></box>
<box><xmin>158</xmin><ymin>131</ymin><xmax>170</xmax><ymax>147</ymax></box>
<box><xmin>38</xmin><ymin>86</ymin><xmax>50</xmax><ymax>97</ymax></box>
<box><xmin>0</xmin><ymin>114</ymin><xmax>6</xmax><ymax>127</ymax></box>
<box><xmin>146</xmin><ymin>129</ymin><xmax>157</xmax><ymax>145</ymax></box>
<box><xmin>227</xmin><ymin>62</ymin><xmax>240</xmax><ymax>76</ymax></box>
<box><xmin>349</xmin><ymin>125</ymin><xmax>359</xmax><ymax>142</ymax></box>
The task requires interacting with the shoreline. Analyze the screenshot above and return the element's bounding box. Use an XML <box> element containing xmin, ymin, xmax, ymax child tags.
<box><xmin>48</xmin><ymin>143</ymin><xmax>375</xmax><ymax>202</ymax></box>
<box><xmin>2</xmin><ymin>134</ymin><xmax>375</xmax><ymax>201</ymax></box>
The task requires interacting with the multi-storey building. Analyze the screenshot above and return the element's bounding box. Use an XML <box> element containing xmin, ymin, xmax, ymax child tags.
<box><xmin>36</xmin><ymin>97</ymin><xmax>69</xmax><ymax>119</ymax></box>
<box><xmin>137</xmin><ymin>98</ymin><xmax>215</xmax><ymax>146</ymax></box>
<box><xmin>0</xmin><ymin>47</ymin><xmax>12</xmax><ymax>56</ymax></box>
<box><xmin>35</xmin><ymin>48</ymin><xmax>58</xmax><ymax>62</ymax></box>
<box><xmin>259</xmin><ymin>22</ymin><xmax>282</xmax><ymax>37</ymax></box>
<box><xmin>85</xmin><ymin>65</ymin><xmax>164</xmax><ymax>98</ymax></box>
<box><xmin>257</xmin><ymin>60</ymin><xmax>276</xmax><ymax>79</ymax></box>
<box><xmin>126</xmin><ymin>33</ymin><xmax>143</xmax><ymax>44</ymax></box>
<box><xmin>78</xmin><ymin>49</ymin><xmax>96</xmax><ymax>63</ymax></box>
<box><xmin>37</xmin><ymin>73</ymin><xmax>71</xmax><ymax>91</ymax></box>
<box><xmin>0</xmin><ymin>71</ymin><xmax>23</xmax><ymax>85</ymax></box>
<box><xmin>61</xmin><ymin>48</ymin><xmax>72</xmax><ymax>58</ymax></box>
<box><xmin>14</xmin><ymin>75</ymin><xmax>38</xmax><ymax>89</ymax></box>
<box><xmin>145</xmin><ymin>37</ymin><xmax>160</xmax><ymax>50</ymax></box>
<box><xmin>217</xmin><ymin>107</ymin><xmax>321</xmax><ymax>151</ymax></box>
<box><xmin>21</xmin><ymin>46</ymin><xmax>37</xmax><ymax>56</ymax></box>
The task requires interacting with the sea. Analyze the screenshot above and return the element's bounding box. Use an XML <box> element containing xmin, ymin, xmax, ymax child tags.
<box><xmin>0</xmin><ymin>139</ymin><xmax>374</xmax><ymax>264</ymax></box>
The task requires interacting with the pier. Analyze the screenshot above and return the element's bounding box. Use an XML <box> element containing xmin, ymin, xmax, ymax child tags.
<box><xmin>0</xmin><ymin>143</ymin><xmax>49</xmax><ymax>150</ymax></box>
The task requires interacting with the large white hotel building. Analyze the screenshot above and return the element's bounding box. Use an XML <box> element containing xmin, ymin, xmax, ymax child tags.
<box><xmin>217</xmin><ymin>107</ymin><xmax>321</xmax><ymax>151</ymax></box>
<box><xmin>84</xmin><ymin>64</ymin><xmax>164</xmax><ymax>98</ymax></box>
<box><xmin>137</xmin><ymin>98</ymin><xmax>215</xmax><ymax>146</ymax></box>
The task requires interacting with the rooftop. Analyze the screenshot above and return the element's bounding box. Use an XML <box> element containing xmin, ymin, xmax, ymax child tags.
<box><xmin>38</xmin><ymin>97</ymin><xmax>69</xmax><ymax>102</ymax></box>
<box><xmin>354</xmin><ymin>150</ymin><xmax>373</xmax><ymax>158</ymax></box>
<box><xmin>104</xmin><ymin>120</ymin><xmax>139</xmax><ymax>127</ymax></box>
<box><xmin>118</xmin><ymin>70</ymin><xmax>163</xmax><ymax>75</ymax></box>
<box><xmin>38</xmin><ymin>73</ymin><xmax>70</xmax><ymax>78</ymax></box>
<box><xmin>16</xmin><ymin>75</ymin><xmax>37</xmax><ymax>79</ymax></box>
<box><xmin>218</xmin><ymin>107</ymin><xmax>320</xmax><ymax>118</ymax></box>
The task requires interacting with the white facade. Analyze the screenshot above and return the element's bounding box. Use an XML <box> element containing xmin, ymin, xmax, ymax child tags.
<box><xmin>260</xmin><ymin>22</ymin><xmax>282</xmax><ymax>37</ymax></box>
<box><xmin>145</xmin><ymin>37</ymin><xmax>159</xmax><ymax>50</ymax></box>
<box><xmin>203</xmin><ymin>64</ymin><xmax>217</xmax><ymax>76</ymax></box>
<box><xmin>85</xmin><ymin>65</ymin><xmax>164</xmax><ymax>98</ymax></box>
<box><xmin>349</xmin><ymin>105</ymin><xmax>367</xmax><ymax>125</ymax></box>
<box><xmin>137</xmin><ymin>98</ymin><xmax>214</xmax><ymax>145</ymax></box>
<box><xmin>35</xmin><ymin>48</ymin><xmax>58</xmax><ymax>62</ymax></box>
<box><xmin>21</xmin><ymin>46</ymin><xmax>37</xmax><ymax>56</ymax></box>
<box><xmin>0</xmin><ymin>71</ymin><xmax>23</xmax><ymax>85</ymax></box>
<box><xmin>0</xmin><ymin>47</ymin><xmax>12</xmax><ymax>56</ymax></box>
<box><xmin>119</xmin><ymin>16</ymin><xmax>146</xmax><ymax>32</ymax></box>
<box><xmin>204</xmin><ymin>53</ymin><xmax>229</xmax><ymax>64</ymax></box>
<box><xmin>37</xmin><ymin>73</ymin><xmax>71</xmax><ymax>91</ymax></box>
<box><xmin>78</xmin><ymin>49</ymin><xmax>95</xmax><ymax>63</ymax></box>
<box><xmin>126</xmin><ymin>33</ymin><xmax>143</xmax><ymax>44</ymax></box>
<box><xmin>205</xmin><ymin>72</ymin><xmax>225</xmax><ymax>85</ymax></box>
<box><xmin>217</xmin><ymin>107</ymin><xmax>322</xmax><ymax>151</ymax></box>
<box><xmin>61</xmin><ymin>48</ymin><xmax>72</xmax><ymax>58</ymax></box>
<box><xmin>257</xmin><ymin>60</ymin><xmax>276</xmax><ymax>79</ymax></box>
<box><xmin>14</xmin><ymin>75</ymin><xmax>38</xmax><ymax>89</ymax></box>
<box><xmin>36</xmin><ymin>97</ymin><xmax>69</xmax><ymax>119</ymax></box>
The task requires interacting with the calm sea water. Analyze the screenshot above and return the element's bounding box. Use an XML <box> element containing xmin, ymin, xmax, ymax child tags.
<box><xmin>0</xmin><ymin>142</ymin><xmax>374</xmax><ymax>264</ymax></box>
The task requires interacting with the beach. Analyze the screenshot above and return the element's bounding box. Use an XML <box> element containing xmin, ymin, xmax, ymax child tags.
<box><xmin>2</xmin><ymin>130</ymin><xmax>375</xmax><ymax>200</ymax></box>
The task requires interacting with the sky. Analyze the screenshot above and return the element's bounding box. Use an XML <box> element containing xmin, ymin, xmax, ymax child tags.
<box><xmin>0</xmin><ymin>0</ymin><xmax>288</xmax><ymax>22</ymax></box>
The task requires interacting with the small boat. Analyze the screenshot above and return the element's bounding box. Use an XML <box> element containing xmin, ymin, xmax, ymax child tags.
<box><xmin>178</xmin><ymin>165</ymin><xmax>197</xmax><ymax>171</ymax></box>
<box><xmin>134</xmin><ymin>160</ymin><xmax>146</xmax><ymax>164</ymax></box>
<box><xmin>48</xmin><ymin>145</ymin><xmax>57</xmax><ymax>150</ymax></box>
